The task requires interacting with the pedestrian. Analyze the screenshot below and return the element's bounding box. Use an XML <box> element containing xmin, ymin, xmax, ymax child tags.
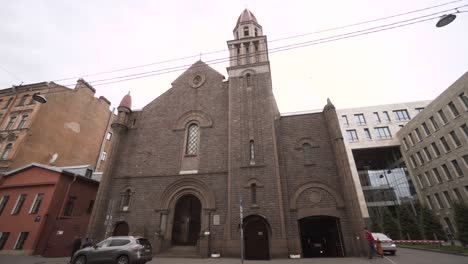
<box><xmin>375</xmin><ymin>238</ymin><xmax>384</xmax><ymax>258</ymax></box>
<box><xmin>82</xmin><ymin>237</ymin><xmax>92</xmax><ymax>248</ymax></box>
<box><xmin>69</xmin><ymin>235</ymin><xmax>82</xmax><ymax>264</ymax></box>
<box><xmin>364</xmin><ymin>227</ymin><xmax>376</xmax><ymax>259</ymax></box>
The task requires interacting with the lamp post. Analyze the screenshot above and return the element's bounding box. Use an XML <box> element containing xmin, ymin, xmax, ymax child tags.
<box><xmin>436</xmin><ymin>9</ymin><xmax>468</xmax><ymax>28</ymax></box>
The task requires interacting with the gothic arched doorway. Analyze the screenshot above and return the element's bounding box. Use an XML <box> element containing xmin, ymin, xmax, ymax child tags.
<box><xmin>244</xmin><ymin>215</ymin><xmax>270</xmax><ymax>260</ymax></box>
<box><xmin>113</xmin><ymin>221</ymin><xmax>129</xmax><ymax>236</ymax></box>
<box><xmin>299</xmin><ymin>216</ymin><xmax>344</xmax><ymax>257</ymax></box>
<box><xmin>171</xmin><ymin>194</ymin><xmax>201</xmax><ymax>246</ymax></box>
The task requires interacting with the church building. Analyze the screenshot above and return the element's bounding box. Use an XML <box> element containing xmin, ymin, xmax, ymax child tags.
<box><xmin>88</xmin><ymin>9</ymin><xmax>367</xmax><ymax>259</ymax></box>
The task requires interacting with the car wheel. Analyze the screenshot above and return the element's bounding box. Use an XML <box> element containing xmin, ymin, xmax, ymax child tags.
<box><xmin>117</xmin><ymin>255</ymin><xmax>129</xmax><ymax>264</ymax></box>
<box><xmin>390</xmin><ymin>251</ymin><xmax>396</xmax><ymax>256</ymax></box>
<box><xmin>73</xmin><ymin>255</ymin><xmax>87</xmax><ymax>264</ymax></box>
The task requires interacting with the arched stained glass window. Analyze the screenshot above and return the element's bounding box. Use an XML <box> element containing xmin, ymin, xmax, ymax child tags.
<box><xmin>186</xmin><ymin>123</ymin><xmax>200</xmax><ymax>155</ymax></box>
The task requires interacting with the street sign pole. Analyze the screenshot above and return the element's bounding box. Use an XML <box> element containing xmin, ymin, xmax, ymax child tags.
<box><xmin>240</xmin><ymin>196</ymin><xmax>244</xmax><ymax>264</ymax></box>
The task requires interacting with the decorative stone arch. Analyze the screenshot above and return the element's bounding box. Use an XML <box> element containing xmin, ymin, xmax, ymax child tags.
<box><xmin>156</xmin><ymin>178</ymin><xmax>217</xmax><ymax>252</ymax></box>
<box><xmin>157</xmin><ymin>178</ymin><xmax>216</xmax><ymax>211</ymax></box>
<box><xmin>243</xmin><ymin>214</ymin><xmax>271</xmax><ymax>260</ymax></box>
<box><xmin>173</xmin><ymin>110</ymin><xmax>213</xmax><ymax>131</ymax></box>
<box><xmin>243</xmin><ymin>178</ymin><xmax>264</xmax><ymax>188</ymax></box>
<box><xmin>290</xmin><ymin>182</ymin><xmax>345</xmax><ymax>211</ymax></box>
<box><xmin>294</xmin><ymin>137</ymin><xmax>319</xmax><ymax>150</ymax></box>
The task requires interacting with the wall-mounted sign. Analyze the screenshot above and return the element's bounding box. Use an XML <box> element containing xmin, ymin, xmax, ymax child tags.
<box><xmin>213</xmin><ymin>215</ymin><xmax>220</xmax><ymax>226</ymax></box>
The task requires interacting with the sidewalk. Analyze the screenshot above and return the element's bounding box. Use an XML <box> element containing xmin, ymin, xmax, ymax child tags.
<box><xmin>0</xmin><ymin>255</ymin><xmax>376</xmax><ymax>264</ymax></box>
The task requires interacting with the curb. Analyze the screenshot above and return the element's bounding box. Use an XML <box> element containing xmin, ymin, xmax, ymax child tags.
<box><xmin>399</xmin><ymin>245</ymin><xmax>468</xmax><ymax>257</ymax></box>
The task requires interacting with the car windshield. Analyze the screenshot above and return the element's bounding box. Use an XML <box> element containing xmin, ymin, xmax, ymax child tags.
<box><xmin>372</xmin><ymin>233</ymin><xmax>391</xmax><ymax>241</ymax></box>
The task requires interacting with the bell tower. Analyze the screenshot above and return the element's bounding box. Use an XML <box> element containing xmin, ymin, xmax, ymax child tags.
<box><xmin>225</xmin><ymin>9</ymin><xmax>287</xmax><ymax>258</ymax></box>
<box><xmin>227</xmin><ymin>9</ymin><xmax>270</xmax><ymax>75</ymax></box>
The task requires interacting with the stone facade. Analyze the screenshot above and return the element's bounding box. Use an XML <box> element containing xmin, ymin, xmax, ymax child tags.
<box><xmin>88</xmin><ymin>9</ymin><xmax>367</xmax><ymax>259</ymax></box>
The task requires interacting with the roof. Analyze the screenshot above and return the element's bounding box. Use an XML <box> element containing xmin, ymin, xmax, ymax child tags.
<box><xmin>119</xmin><ymin>92</ymin><xmax>132</xmax><ymax>109</ymax></box>
<box><xmin>236</xmin><ymin>8</ymin><xmax>258</xmax><ymax>24</ymax></box>
<box><xmin>1</xmin><ymin>162</ymin><xmax>99</xmax><ymax>184</ymax></box>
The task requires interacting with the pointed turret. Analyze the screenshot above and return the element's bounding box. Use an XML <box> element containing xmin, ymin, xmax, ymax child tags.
<box><xmin>119</xmin><ymin>91</ymin><xmax>132</xmax><ymax>111</ymax></box>
<box><xmin>233</xmin><ymin>9</ymin><xmax>263</xmax><ymax>40</ymax></box>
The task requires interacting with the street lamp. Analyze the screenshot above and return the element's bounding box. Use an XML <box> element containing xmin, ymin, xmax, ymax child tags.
<box><xmin>436</xmin><ymin>9</ymin><xmax>467</xmax><ymax>27</ymax></box>
<box><xmin>32</xmin><ymin>94</ymin><xmax>47</xmax><ymax>104</ymax></box>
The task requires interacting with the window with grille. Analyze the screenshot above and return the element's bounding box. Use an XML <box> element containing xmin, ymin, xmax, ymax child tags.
<box><xmin>394</xmin><ymin>109</ymin><xmax>410</xmax><ymax>121</ymax></box>
<box><xmin>121</xmin><ymin>189</ymin><xmax>131</xmax><ymax>211</ymax></box>
<box><xmin>374</xmin><ymin>127</ymin><xmax>392</xmax><ymax>139</ymax></box>
<box><xmin>186</xmin><ymin>123</ymin><xmax>199</xmax><ymax>155</ymax></box>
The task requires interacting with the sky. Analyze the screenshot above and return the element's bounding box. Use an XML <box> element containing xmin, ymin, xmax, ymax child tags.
<box><xmin>1</xmin><ymin>0</ymin><xmax>467</xmax><ymax>113</ymax></box>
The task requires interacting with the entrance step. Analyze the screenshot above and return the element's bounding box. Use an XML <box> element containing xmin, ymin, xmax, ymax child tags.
<box><xmin>158</xmin><ymin>246</ymin><xmax>201</xmax><ymax>258</ymax></box>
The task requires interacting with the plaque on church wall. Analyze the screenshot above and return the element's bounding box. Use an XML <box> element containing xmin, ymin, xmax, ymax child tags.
<box><xmin>213</xmin><ymin>214</ymin><xmax>220</xmax><ymax>225</ymax></box>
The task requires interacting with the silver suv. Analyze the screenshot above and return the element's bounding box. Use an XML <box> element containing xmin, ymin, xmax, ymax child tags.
<box><xmin>72</xmin><ymin>236</ymin><xmax>153</xmax><ymax>264</ymax></box>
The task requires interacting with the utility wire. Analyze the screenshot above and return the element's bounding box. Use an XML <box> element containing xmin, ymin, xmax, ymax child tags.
<box><xmin>79</xmin><ymin>14</ymin><xmax>452</xmax><ymax>87</ymax></box>
<box><xmin>56</xmin><ymin>5</ymin><xmax>467</xmax><ymax>87</ymax></box>
<box><xmin>0</xmin><ymin>64</ymin><xmax>24</xmax><ymax>84</ymax></box>
<box><xmin>51</xmin><ymin>0</ymin><xmax>466</xmax><ymax>82</ymax></box>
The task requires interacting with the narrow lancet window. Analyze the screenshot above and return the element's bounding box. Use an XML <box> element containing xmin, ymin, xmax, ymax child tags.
<box><xmin>303</xmin><ymin>143</ymin><xmax>312</xmax><ymax>164</ymax></box>
<box><xmin>251</xmin><ymin>183</ymin><xmax>257</xmax><ymax>204</ymax></box>
<box><xmin>249</xmin><ymin>140</ymin><xmax>255</xmax><ymax>161</ymax></box>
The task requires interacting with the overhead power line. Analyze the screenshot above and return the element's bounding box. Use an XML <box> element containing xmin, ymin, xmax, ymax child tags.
<box><xmin>51</xmin><ymin>0</ymin><xmax>466</xmax><ymax>83</ymax></box>
<box><xmin>56</xmin><ymin>5</ymin><xmax>467</xmax><ymax>87</ymax></box>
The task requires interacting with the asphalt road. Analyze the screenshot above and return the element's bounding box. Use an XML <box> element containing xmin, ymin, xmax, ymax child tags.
<box><xmin>0</xmin><ymin>248</ymin><xmax>465</xmax><ymax>264</ymax></box>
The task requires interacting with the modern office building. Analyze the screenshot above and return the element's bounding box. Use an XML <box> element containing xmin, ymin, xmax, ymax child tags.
<box><xmin>397</xmin><ymin>72</ymin><xmax>468</xmax><ymax>235</ymax></box>
<box><xmin>337</xmin><ymin>100</ymin><xmax>431</xmax><ymax>224</ymax></box>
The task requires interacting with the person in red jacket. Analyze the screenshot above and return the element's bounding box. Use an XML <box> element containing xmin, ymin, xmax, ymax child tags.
<box><xmin>365</xmin><ymin>227</ymin><xmax>376</xmax><ymax>259</ymax></box>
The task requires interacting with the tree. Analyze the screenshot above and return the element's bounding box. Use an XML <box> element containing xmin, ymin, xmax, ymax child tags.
<box><xmin>419</xmin><ymin>206</ymin><xmax>445</xmax><ymax>241</ymax></box>
<box><xmin>398</xmin><ymin>205</ymin><xmax>422</xmax><ymax>240</ymax></box>
<box><xmin>382</xmin><ymin>209</ymin><xmax>400</xmax><ymax>240</ymax></box>
<box><xmin>453</xmin><ymin>202</ymin><xmax>468</xmax><ymax>246</ymax></box>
